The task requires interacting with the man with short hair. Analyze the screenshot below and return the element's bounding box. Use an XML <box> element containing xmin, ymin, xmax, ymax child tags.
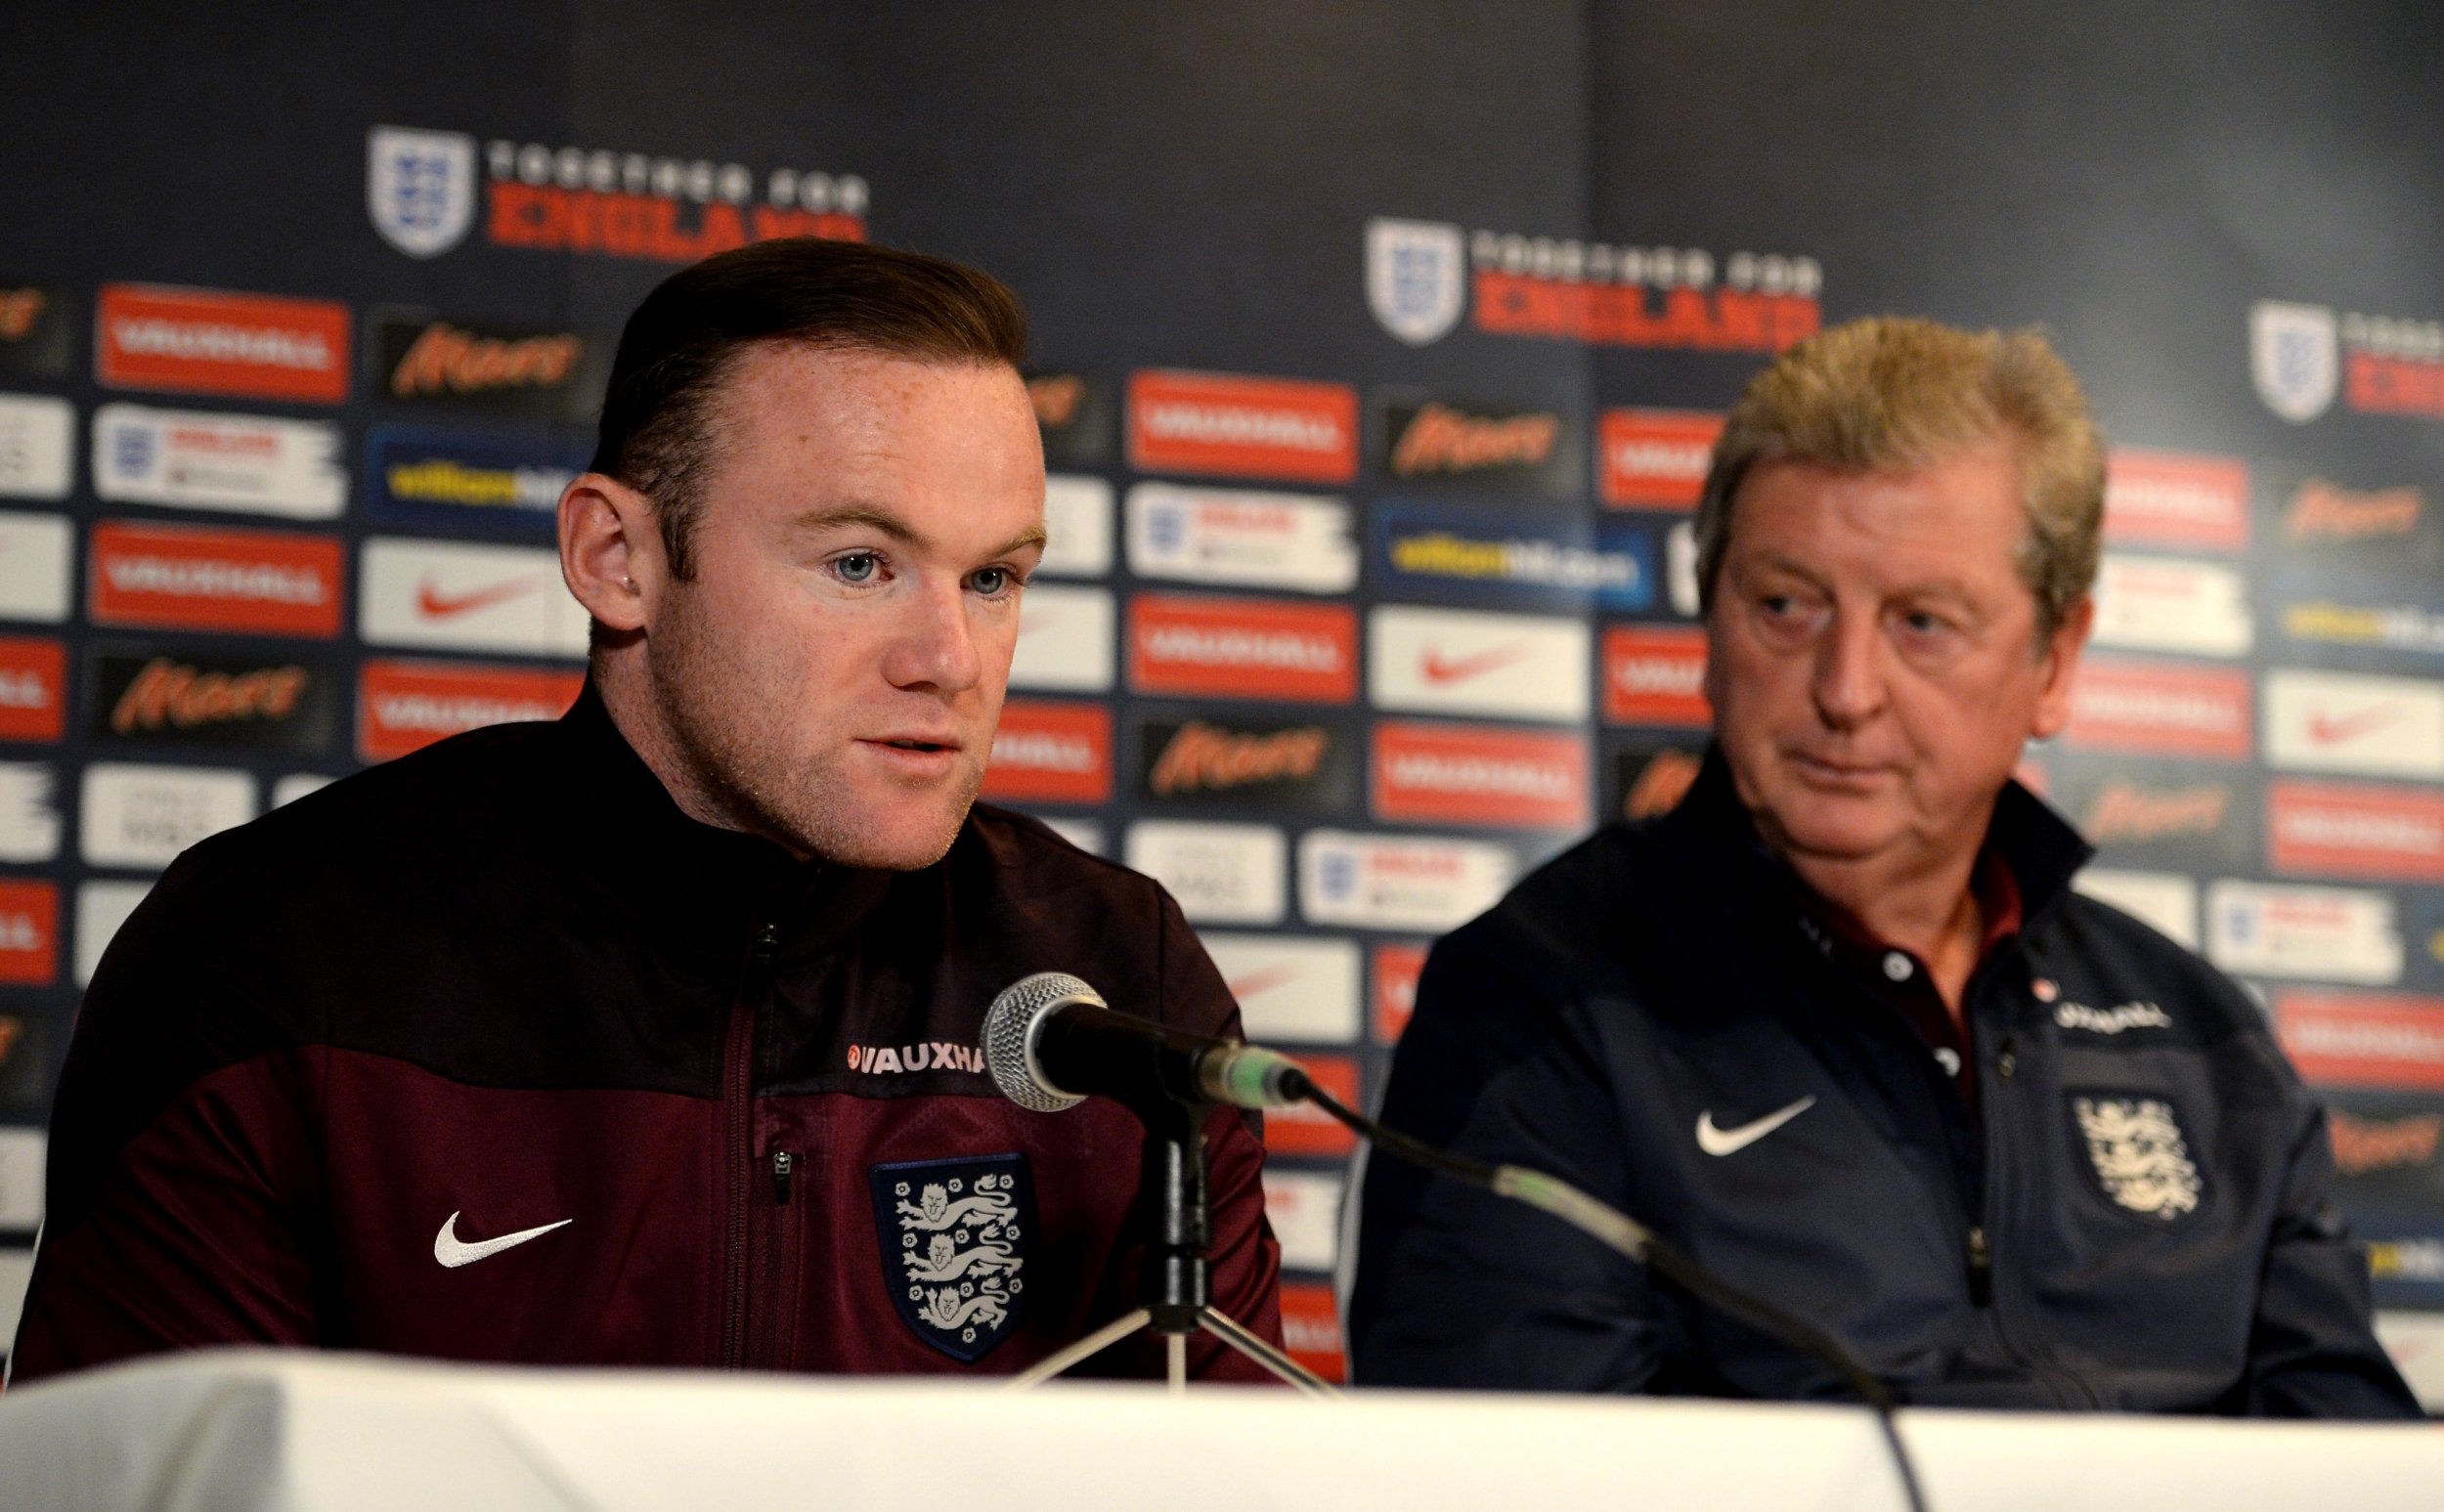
<box><xmin>1348</xmin><ymin>317</ymin><xmax>2419</xmax><ymax>1415</ymax></box>
<box><xmin>11</xmin><ymin>238</ymin><xmax>1281</xmax><ymax>1383</ymax></box>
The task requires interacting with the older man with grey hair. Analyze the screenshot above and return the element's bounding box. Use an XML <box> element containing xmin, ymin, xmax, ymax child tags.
<box><xmin>1347</xmin><ymin>317</ymin><xmax>2419</xmax><ymax>1416</ymax></box>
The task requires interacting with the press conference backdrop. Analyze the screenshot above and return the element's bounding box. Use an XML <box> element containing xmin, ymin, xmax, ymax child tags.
<box><xmin>4</xmin><ymin>1</ymin><xmax>2444</xmax><ymax>1394</ymax></box>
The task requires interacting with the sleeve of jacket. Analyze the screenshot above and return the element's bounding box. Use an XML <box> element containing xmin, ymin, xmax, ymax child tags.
<box><xmin>7</xmin><ymin>848</ymin><xmax>324</xmax><ymax>1385</ymax></box>
<box><xmin>2238</xmin><ymin>1086</ymin><xmax>2423</xmax><ymax>1418</ymax></box>
<box><xmin>1345</xmin><ymin>916</ymin><xmax>1661</xmax><ymax>1391</ymax></box>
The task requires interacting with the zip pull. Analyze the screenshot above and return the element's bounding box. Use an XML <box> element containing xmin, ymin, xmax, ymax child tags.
<box><xmin>1966</xmin><ymin>1225</ymin><xmax>1993</xmax><ymax>1306</ymax></box>
<box><xmin>751</xmin><ymin>922</ymin><xmax>778</xmax><ymax>965</ymax></box>
<box><xmin>771</xmin><ymin>1149</ymin><xmax>795</xmax><ymax>1205</ymax></box>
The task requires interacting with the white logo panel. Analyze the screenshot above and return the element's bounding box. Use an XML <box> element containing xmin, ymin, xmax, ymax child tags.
<box><xmin>1008</xmin><ymin>584</ymin><xmax>1114</xmax><ymax>692</ymax></box>
<box><xmin>2091</xmin><ymin>555</ymin><xmax>2250</xmax><ymax>659</ymax></box>
<box><xmin>0</xmin><ymin>1127</ymin><xmax>42</xmax><ymax>1229</ymax></box>
<box><xmin>79</xmin><ymin>763</ymin><xmax>257</xmax><ymax>871</ymax></box>
<box><xmin>74</xmin><ymin>880</ymin><xmax>152</xmax><ymax>987</ymax></box>
<box><xmin>2073</xmin><ymin>868</ymin><xmax>2200</xmax><ymax>951</ymax></box>
<box><xmin>1297</xmin><ymin>829</ymin><xmax>1512</xmax><ymax>931</ymax></box>
<box><xmin>2206</xmin><ymin>879</ymin><xmax>2401</xmax><ymax>984</ymax></box>
<box><xmin>93</xmin><ymin>404</ymin><xmax>346</xmax><ymax>519</ymax></box>
<box><xmin>1124</xmin><ymin>820</ymin><xmax>1286</xmax><ymax>925</ymax></box>
<box><xmin>361</xmin><ymin>538</ymin><xmax>589</xmax><ymax>657</ymax></box>
<box><xmin>1038</xmin><ymin>475</ymin><xmax>1113</xmax><ymax>578</ymax></box>
<box><xmin>0</xmin><ymin>512</ymin><xmax>72</xmax><ymax>624</ymax></box>
<box><xmin>1200</xmin><ymin>931</ymin><xmax>1362</xmax><ymax>1044</ymax></box>
<box><xmin>1125</xmin><ymin>483</ymin><xmax>1357</xmax><ymax>593</ymax></box>
<box><xmin>0</xmin><ymin>395</ymin><xmax>73</xmax><ymax>501</ymax></box>
<box><xmin>2263</xmin><ymin>668</ymin><xmax>2444</xmax><ymax>778</ymax></box>
<box><xmin>0</xmin><ymin>762</ymin><xmax>60</xmax><ymax>864</ymax></box>
<box><xmin>1263</xmin><ymin>1169</ymin><xmax>1344</xmax><ymax>1273</ymax></box>
<box><xmin>1369</xmin><ymin>605</ymin><xmax>1590</xmax><ymax>723</ymax></box>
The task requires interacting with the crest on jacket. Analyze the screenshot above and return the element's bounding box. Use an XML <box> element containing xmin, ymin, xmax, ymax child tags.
<box><xmin>2072</xmin><ymin>1095</ymin><xmax>2204</xmax><ymax>1224</ymax></box>
<box><xmin>869</xmin><ymin>1153</ymin><xmax>1035</xmax><ymax>1361</ymax></box>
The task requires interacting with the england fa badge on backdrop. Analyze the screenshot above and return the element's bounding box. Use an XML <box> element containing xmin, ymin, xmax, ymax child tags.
<box><xmin>2072</xmin><ymin>1094</ymin><xmax>2204</xmax><ymax>1225</ymax></box>
<box><xmin>870</xmin><ymin>1153</ymin><xmax>1034</xmax><ymax>1361</ymax></box>
<box><xmin>2249</xmin><ymin>300</ymin><xmax>2338</xmax><ymax>423</ymax></box>
<box><xmin>1367</xmin><ymin>218</ymin><xmax>1466</xmax><ymax>347</ymax></box>
<box><xmin>367</xmin><ymin>126</ymin><xmax>477</xmax><ymax>259</ymax></box>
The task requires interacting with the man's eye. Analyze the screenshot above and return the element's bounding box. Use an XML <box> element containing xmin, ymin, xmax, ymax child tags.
<box><xmin>835</xmin><ymin>553</ymin><xmax>880</xmax><ymax>583</ymax></box>
<box><xmin>971</xmin><ymin>567</ymin><xmax>1015</xmax><ymax>597</ymax></box>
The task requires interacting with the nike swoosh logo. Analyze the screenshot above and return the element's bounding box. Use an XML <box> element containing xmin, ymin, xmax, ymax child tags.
<box><xmin>433</xmin><ymin>1211</ymin><xmax>572</xmax><ymax>1269</ymax></box>
<box><xmin>416</xmin><ymin>575</ymin><xmax>543</xmax><ymax>621</ymax></box>
<box><xmin>1225</xmin><ymin>964</ymin><xmax>1304</xmax><ymax>1001</ymax></box>
<box><xmin>2306</xmin><ymin>702</ymin><xmax>2407</xmax><ymax>747</ymax></box>
<box><xmin>1419</xmin><ymin>642</ymin><xmax>1534</xmax><ymax>685</ymax></box>
<box><xmin>1696</xmin><ymin>1096</ymin><xmax>1817</xmax><ymax>1156</ymax></box>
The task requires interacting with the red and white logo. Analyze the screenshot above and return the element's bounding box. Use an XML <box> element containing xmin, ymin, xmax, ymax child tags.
<box><xmin>1277</xmin><ymin>1282</ymin><xmax>1346</xmax><ymax>1383</ymax></box>
<box><xmin>2208</xmin><ymin>880</ymin><xmax>2400</xmax><ymax>985</ymax></box>
<box><xmin>1602</xmin><ymin>626</ymin><xmax>1711</xmax><ymax>727</ymax></box>
<box><xmin>0</xmin><ymin>878</ymin><xmax>56</xmax><ymax>986</ymax></box>
<box><xmin>2061</xmin><ymin>660</ymin><xmax>2252</xmax><ymax>759</ymax></box>
<box><xmin>2091</xmin><ymin>555</ymin><xmax>2250</xmax><ymax>659</ymax></box>
<box><xmin>1298</xmin><ymin>829</ymin><xmax>1512</xmax><ymax>932</ymax></box>
<box><xmin>1598</xmin><ymin>409</ymin><xmax>1721</xmax><ymax>509</ymax></box>
<box><xmin>1129</xmin><ymin>594</ymin><xmax>1357</xmax><ymax>704</ymax></box>
<box><xmin>2263</xmin><ymin>668</ymin><xmax>2444</xmax><ymax>779</ymax></box>
<box><xmin>358</xmin><ymin>660</ymin><xmax>584</xmax><ymax>761</ymax></box>
<box><xmin>2102</xmin><ymin>449</ymin><xmax>2249</xmax><ymax>552</ymax></box>
<box><xmin>89</xmin><ymin>521</ymin><xmax>344</xmax><ymax>638</ymax></box>
<box><xmin>359</xmin><ymin>538</ymin><xmax>588</xmax><ymax>658</ymax></box>
<box><xmin>1370</xmin><ymin>605</ymin><xmax>1589</xmax><ymax>723</ymax></box>
<box><xmin>2268</xmin><ymin>781</ymin><xmax>2444</xmax><ymax>884</ymax></box>
<box><xmin>1262</xmin><ymin>1170</ymin><xmax>1342</xmax><ymax>1274</ymax></box>
<box><xmin>1372</xmin><ymin>721</ymin><xmax>1590</xmax><ymax>830</ymax></box>
<box><xmin>980</xmin><ymin>700</ymin><xmax>1112</xmax><ymax>806</ymax></box>
<box><xmin>2276</xmin><ymin>990</ymin><xmax>2444</xmax><ymax>1093</ymax></box>
<box><xmin>1374</xmin><ymin>941</ymin><xmax>1427</xmax><ymax>1043</ymax></box>
<box><xmin>1263</xmin><ymin>1055</ymin><xmax>1361</xmax><ymax>1158</ymax></box>
<box><xmin>1202</xmin><ymin>931</ymin><xmax>1361</xmax><ymax>1044</ymax></box>
<box><xmin>1128</xmin><ymin>370</ymin><xmax>1358</xmax><ymax>485</ymax></box>
<box><xmin>97</xmin><ymin>284</ymin><xmax>350</xmax><ymax>405</ymax></box>
<box><xmin>0</xmin><ymin>637</ymin><xmax>65</xmax><ymax>743</ymax></box>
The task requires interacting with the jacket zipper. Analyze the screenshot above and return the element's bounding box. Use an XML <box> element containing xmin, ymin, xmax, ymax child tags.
<box><xmin>720</xmin><ymin>921</ymin><xmax>778</xmax><ymax>1368</ymax></box>
<box><xmin>1971</xmin><ymin>1008</ymin><xmax>2099</xmax><ymax>1408</ymax></box>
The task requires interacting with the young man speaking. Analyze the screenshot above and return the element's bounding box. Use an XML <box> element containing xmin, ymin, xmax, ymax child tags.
<box><xmin>12</xmin><ymin>239</ymin><xmax>1281</xmax><ymax>1382</ymax></box>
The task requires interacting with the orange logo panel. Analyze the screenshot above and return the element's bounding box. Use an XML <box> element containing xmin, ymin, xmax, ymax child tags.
<box><xmin>1598</xmin><ymin>409</ymin><xmax>1721</xmax><ymax>508</ymax></box>
<box><xmin>982</xmin><ymin>701</ymin><xmax>1113</xmax><ymax>805</ymax></box>
<box><xmin>359</xmin><ymin>661</ymin><xmax>584</xmax><ymax>761</ymax></box>
<box><xmin>1128</xmin><ymin>594</ymin><xmax>1357</xmax><ymax>704</ymax></box>
<box><xmin>1373</xmin><ymin>942</ymin><xmax>1426</xmax><ymax>1044</ymax></box>
<box><xmin>89</xmin><ymin>521</ymin><xmax>344</xmax><ymax>638</ymax></box>
<box><xmin>0</xmin><ymin>637</ymin><xmax>66</xmax><ymax>743</ymax></box>
<box><xmin>1128</xmin><ymin>370</ymin><xmax>1357</xmax><ymax>484</ymax></box>
<box><xmin>1263</xmin><ymin>1055</ymin><xmax>1359</xmax><ymax>1157</ymax></box>
<box><xmin>1601</xmin><ymin>626</ymin><xmax>1710</xmax><ymax>727</ymax></box>
<box><xmin>0</xmin><ymin>879</ymin><xmax>59</xmax><ymax>986</ymax></box>
<box><xmin>1373</xmin><ymin>721</ymin><xmax>1590</xmax><ymax>830</ymax></box>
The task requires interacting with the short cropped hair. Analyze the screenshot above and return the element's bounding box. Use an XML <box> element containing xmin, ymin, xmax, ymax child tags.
<box><xmin>589</xmin><ymin>238</ymin><xmax>1029</xmax><ymax>578</ymax></box>
<box><xmin>1693</xmin><ymin>317</ymin><xmax>2105</xmax><ymax>638</ymax></box>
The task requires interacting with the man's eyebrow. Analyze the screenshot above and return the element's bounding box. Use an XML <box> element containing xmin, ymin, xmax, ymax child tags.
<box><xmin>789</xmin><ymin>504</ymin><xmax>922</xmax><ymax>545</ymax></box>
<box><xmin>993</xmin><ymin>524</ymin><xmax>1050</xmax><ymax>558</ymax></box>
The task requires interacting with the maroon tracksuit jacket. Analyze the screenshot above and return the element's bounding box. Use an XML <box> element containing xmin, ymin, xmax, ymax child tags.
<box><xmin>9</xmin><ymin>688</ymin><xmax>1282</xmax><ymax>1383</ymax></box>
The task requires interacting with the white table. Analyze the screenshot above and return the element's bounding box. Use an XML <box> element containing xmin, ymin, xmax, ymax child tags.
<box><xmin>0</xmin><ymin>1350</ymin><xmax>2437</xmax><ymax>1512</ymax></box>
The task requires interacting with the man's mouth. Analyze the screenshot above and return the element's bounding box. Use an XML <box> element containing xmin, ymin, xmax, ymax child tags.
<box><xmin>875</xmin><ymin>737</ymin><xmax>957</xmax><ymax>754</ymax></box>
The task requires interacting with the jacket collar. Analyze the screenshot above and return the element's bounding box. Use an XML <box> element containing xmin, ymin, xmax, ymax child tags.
<box><xmin>1660</xmin><ymin>745</ymin><xmax>2093</xmax><ymax>935</ymax></box>
<box><xmin>546</xmin><ymin>680</ymin><xmax>893</xmax><ymax>965</ymax></box>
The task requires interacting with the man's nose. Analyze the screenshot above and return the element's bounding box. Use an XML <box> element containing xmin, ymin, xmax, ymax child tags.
<box><xmin>1810</xmin><ymin>612</ymin><xmax>1887</xmax><ymax>729</ymax></box>
<box><xmin>882</xmin><ymin>579</ymin><xmax>983</xmax><ymax>694</ymax></box>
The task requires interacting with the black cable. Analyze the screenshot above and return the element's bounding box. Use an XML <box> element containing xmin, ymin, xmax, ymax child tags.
<box><xmin>1287</xmin><ymin>1070</ymin><xmax>1931</xmax><ymax>1512</ymax></box>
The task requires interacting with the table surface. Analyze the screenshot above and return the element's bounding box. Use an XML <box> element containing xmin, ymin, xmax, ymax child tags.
<box><xmin>1</xmin><ymin>1349</ymin><xmax>2438</xmax><ymax>1512</ymax></box>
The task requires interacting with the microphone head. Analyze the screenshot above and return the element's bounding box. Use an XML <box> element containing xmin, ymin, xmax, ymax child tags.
<box><xmin>982</xmin><ymin>972</ymin><xmax>1105</xmax><ymax>1112</ymax></box>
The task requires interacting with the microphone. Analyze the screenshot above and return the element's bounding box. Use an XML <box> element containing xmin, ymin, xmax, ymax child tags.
<box><xmin>980</xmin><ymin>972</ymin><xmax>1309</xmax><ymax>1113</ymax></box>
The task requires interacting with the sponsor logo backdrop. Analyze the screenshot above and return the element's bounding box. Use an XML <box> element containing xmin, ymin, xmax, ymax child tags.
<box><xmin>4</xmin><ymin>0</ymin><xmax>2444</xmax><ymax>1388</ymax></box>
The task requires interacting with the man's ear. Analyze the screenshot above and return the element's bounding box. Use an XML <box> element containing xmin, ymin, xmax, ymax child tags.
<box><xmin>2029</xmin><ymin>593</ymin><xmax>2096</xmax><ymax>742</ymax></box>
<box><xmin>558</xmin><ymin>473</ymin><xmax>659</xmax><ymax>633</ymax></box>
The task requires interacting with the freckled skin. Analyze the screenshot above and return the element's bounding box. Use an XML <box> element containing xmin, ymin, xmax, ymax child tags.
<box><xmin>585</xmin><ymin>345</ymin><xmax>1047</xmax><ymax>869</ymax></box>
<box><xmin>1702</xmin><ymin>438</ymin><xmax>2093</xmax><ymax>971</ymax></box>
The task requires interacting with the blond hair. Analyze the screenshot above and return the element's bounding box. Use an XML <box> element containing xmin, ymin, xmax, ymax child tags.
<box><xmin>1693</xmin><ymin>316</ymin><xmax>2104</xmax><ymax>637</ymax></box>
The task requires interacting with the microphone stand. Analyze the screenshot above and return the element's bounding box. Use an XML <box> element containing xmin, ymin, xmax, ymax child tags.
<box><xmin>1006</xmin><ymin>1097</ymin><xmax>1335</xmax><ymax>1396</ymax></box>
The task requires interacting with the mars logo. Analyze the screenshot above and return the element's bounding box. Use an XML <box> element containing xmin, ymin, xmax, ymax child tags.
<box><xmin>367</xmin><ymin>126</ymin><xmax>478</xmax><ymax>257</ymax></box>
<box><xmin>2282</xmin><ymin>479</ymin><xmax>2422</xmax><ymax>541</ymax></box>
<box><xmin>1366</xmin><ymin>218</ymin><xmax>1467</xmax><ymax>346</ymax></box>
<box><xmin>2251</xmin><ymin>301</ymin><xmax>2338</xmax><ymax>423</ymax></box>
